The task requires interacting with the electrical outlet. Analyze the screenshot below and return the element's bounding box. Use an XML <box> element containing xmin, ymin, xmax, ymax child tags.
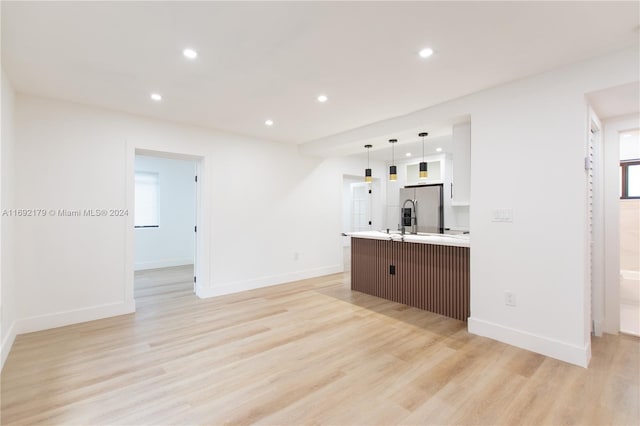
<box><xmin>505</xmin><ymin>291</ymin><xmax>516</xmax><ymax>307</ymax></box>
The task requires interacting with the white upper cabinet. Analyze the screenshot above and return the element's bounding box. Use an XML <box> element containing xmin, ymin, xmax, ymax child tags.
<box><xmin>452</xmin><ymin>122</ymin><xmax>471</xmax><ymax>205</ymax></box>
<box><xmin>405</xmin><ymin>159</ymin><xmax>443</xmax><ymax>186</ymax></box>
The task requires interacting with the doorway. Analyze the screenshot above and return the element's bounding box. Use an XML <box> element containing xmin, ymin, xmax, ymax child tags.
<box><xmin>587</xmin><ymin>83</ymin><xmax>640</xmax><ymax>336</ymax></box>
<box><xmin>619</xmin><ymin>129</ymin><xmax>640</xmax><ymax>336</ymax></box>
<box><xmin>599</xmin><ymin>115</ymin><xmax>640</xmax><ymax>335</ymax></box>
<box><xmin>133</xmin><ymin>153</ymin><xmax>198</xmax><ymax>304</ymax></box>
<box><xmin>341</xmin><ymin>175</ymin><xmax>381</xmax><ymax>272</ymax></box>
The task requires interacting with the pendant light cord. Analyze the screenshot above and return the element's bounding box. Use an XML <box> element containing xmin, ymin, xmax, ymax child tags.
<box><xmin>392</xmin><ymin>142</ymin><xmax>395</xmax><ymax>165</ymax></box>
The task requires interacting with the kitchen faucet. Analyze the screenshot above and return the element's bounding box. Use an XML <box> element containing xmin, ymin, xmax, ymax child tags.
<box><xmin>401</xmin><ymin>199</ymin><xmax>418</xmax><ymax>235</ymax></box>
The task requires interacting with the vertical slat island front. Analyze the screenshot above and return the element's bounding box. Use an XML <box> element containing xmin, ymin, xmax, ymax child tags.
<box><xmin>350</xmin><ymin>233</ymin><xmax>470</xmax><ymax>322</ymax></box>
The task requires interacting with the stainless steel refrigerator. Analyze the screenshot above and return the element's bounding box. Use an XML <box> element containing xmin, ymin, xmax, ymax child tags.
<box><xmin>399</xmin><ymin>184</ymin><xmax>444</xmax><ymax>234</ymax></box>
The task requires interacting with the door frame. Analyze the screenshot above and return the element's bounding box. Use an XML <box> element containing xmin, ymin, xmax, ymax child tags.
<box><xmin>588</xmin><ymin>108</ymin><xmax>603</xmax><ymax>336</ymax></box>
<box><xmin>341</xmin><ymin>174</ymin><xmax>382</xmax><ymax>233</ymax></box>
<box><xmin>125</xmin><ymin>144</ymin><xmax>209</xmax><ymax>308</ymax></box>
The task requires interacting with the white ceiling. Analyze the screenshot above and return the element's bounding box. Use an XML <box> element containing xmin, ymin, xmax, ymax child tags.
<box><xmin>587</xmin><ymin>82</ymin><xmax>640</xmax><ymax>120</ymax></box>
<box><xmin>2</xmin><ymin>1</ymin><xmax>639</xmax><ymax>145</ymax></box>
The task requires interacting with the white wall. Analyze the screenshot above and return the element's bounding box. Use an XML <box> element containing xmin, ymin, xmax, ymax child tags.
<box><xmin>11</xmin><ymin>94</ymin><xmax>367</xmax><ymax>334</ymax></box>
<box><xmin>459</xmin><ymin>51</ymin><xmax>636</xmax><ymax>367</ymax></box>
<box><xmin>620</xmin><ymin>131</ymin><xmax>640</xmax><ymax>159</ymax></box>
<box><xmin>464</xmin><ymin>50</ymin><xmax>634</xmax><ymax>366</ymax></box>
<box><xmin>134</xmin><ymin>155</ymin><xmax>195</xmax><ymax>270</ymax></box>
<box><xmin>468</xmin><ymin>81</ymin><xmax>596</xmax><ymax>366</ymax></box>
<box><xmin>1</xmin><ymin>69</ymin><xmax>17</xmax><ymax>369</ymax></box>
<box><xmin>304</xmin><ymin>47</ymin><xmax>639</xmax><ymax>366</ymax></box>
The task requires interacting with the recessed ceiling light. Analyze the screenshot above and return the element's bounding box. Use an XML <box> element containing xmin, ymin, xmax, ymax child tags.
<box><xmin>436</xmin><ymin>147</ymin><xmax>443</xmax><ymax>152</ymax></box>
<box><xmin>405</xmin><ymin>153</ymin><xmax>412</xmax><ymax>157</ymax></box>
<box><xmin>150</xmin><ymin>93</ymin><xmax>162</xmax><ymax>101</ymax></box>
<box><xmin>419</xmin><ymin>47</ymin><xmax>434</xmax><ymax>58</ymax></box>
<box><xmin>317</xmin><ymin>94</ymin><xmax>328</xmax><ymax>103</ymax></box>
<box><xmin>183</xmin><ymin>48</ymin><xmax>198</xmax><ymax>59</ymax></box>
<box><xmin>265</xmin><ymin>119</ymin><xmax>274</xmax><ymax>126</ymax></box>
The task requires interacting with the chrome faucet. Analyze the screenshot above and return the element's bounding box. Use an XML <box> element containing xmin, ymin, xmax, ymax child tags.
<box><xmin>401</xmin><ymin>199</ymin><xmax>418</xmax><ymax>235</ymax></box>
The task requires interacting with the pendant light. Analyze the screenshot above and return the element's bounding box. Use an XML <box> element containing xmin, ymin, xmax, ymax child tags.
<box><xmin>388</xmin><ymin>139</ymin><xmax>398</xmax><ymax>181</ymax></box>
<box><xmin>419</xmin><ymin>132</ymin><xmax>429</xmax><ymax>179</ymax></box>
<box><xmin>364</xmin><ymin>144</ymin><xmax>373</xmax><ymax>183</ymax></box>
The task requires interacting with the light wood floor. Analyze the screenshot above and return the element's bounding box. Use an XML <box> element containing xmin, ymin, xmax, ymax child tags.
<box><xmin>2</xmin><ymin>266</ymin><xmax>639</xmax><ymax>425</ymax></box>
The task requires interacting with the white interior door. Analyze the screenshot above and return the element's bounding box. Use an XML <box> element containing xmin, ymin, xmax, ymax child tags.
<box><xmin>352</xmin><ymin>183</ymin><xmax>371</xmax><ymax>231</ymax></box>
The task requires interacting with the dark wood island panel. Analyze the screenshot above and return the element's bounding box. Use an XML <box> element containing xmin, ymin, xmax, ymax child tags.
<box><xmin>351</xmin><ymin>237</ymin><xmax>470</xmax><ymax>321</ymax></box>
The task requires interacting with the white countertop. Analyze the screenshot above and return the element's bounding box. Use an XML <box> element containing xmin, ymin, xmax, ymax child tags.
<box><xmin>346</xmin><ymin>230</ymin><xmax>470</xmax><ymax>248</ymax></box>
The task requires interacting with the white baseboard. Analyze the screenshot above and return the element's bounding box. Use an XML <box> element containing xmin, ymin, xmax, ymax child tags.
<box><xmin>1</xmin><ymin>320</ymin><xmax>17</xmax><ymax>371</ymax></box>
<box><xmin>15</xmin><ymin>300</ymin><xmax>136</xmax><ymax>336</ymax></box>
<box><xmin>621</xmin><ymin>270</ymin><xmax>640</xmax><ymax>281</ymax></box>
<box><xmin>197</xmin><ymin>264</ymin><xmax>343</xmax><ymax>298</ymax></box>
<box><xmin>468</xmin><ymin>317</ymin><xmax>591</xmax><ymax>368</ymax></box>
<box><xmin>134</xmin><ymin>259</ymin><xmax>193</xmax><ymax>271</ymax></box>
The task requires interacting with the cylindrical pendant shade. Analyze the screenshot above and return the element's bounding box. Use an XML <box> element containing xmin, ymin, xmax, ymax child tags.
<box><xmin>389</xmin><ymin>165</ymin><xmax>397</xmax><ymax>181</ymax></box>
<box><xmin>419</xmin><ymin>161</ymin><xmax>428</xmax><ymax>178</ymax></box>
<box><xmin>365</xmin><ymin>168</ymin><xmax>372</xmax><ymax>183</ymax></box>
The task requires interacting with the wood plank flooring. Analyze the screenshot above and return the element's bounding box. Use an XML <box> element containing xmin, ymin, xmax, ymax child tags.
<box><xmin>2</xmin><ymin>266</ymin><xmax>639</xmax><ymax>425</ymax></box>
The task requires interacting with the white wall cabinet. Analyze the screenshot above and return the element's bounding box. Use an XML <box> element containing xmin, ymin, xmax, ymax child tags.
<box><xmin>451</xmin><ymin>122</ymin><xmax>471</xmax><ymax>205</ymax></box>
<box><xmin>405</xmin><ymin>159</ymin><xmax>443</xmax><ymax>186</ymax></box>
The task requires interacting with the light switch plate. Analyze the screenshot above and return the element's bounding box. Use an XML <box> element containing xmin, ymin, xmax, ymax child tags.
<box><xmin>492</xmin><ymin>209</ymin><xmax>513</xmax><ymax>223</ymax></box>
<box><xmin>505</xmin><ymin>291</ymin><xmax>517</xmax><ymax>307</ymax></box>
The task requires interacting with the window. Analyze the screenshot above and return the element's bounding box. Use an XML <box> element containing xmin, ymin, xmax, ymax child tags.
<box><xmin>620</xmin><ymin>160</ymin><xmax>640</xmax><ymax>199</ymax></box>
<box><xmin>135</xmin><ymin>172</ymin><xmax>159</xmax><ymax>227</ymax></box>
<box><xmin>620</xmin><ymin>130</ymin><xmax>640</xmax><ymax>199</ymax></box>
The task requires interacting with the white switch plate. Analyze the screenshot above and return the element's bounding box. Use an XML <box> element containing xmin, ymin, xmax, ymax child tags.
<box><xmin>492</xmin><ymin>208</ymin><xmax>513</xmax><ymax>223</ymax></box>
<box><xmin>505</xmin><ymin>291</ymin><xmax>517</xmax><ymax>307</ymax></box>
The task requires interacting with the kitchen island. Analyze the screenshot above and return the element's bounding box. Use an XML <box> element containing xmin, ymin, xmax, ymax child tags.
<box><xmin>347</xmin><ymin>231</ymin><xmax>470</xmax><ymax>321</ymax></box>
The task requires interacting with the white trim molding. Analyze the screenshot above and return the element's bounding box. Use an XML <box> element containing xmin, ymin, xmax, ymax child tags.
<box><xmin>2</xmin><ymin>300</ymin><xmax>136</xmax><ymax>371</ymax></box>
<box><xmin>1</xmin><ymin>320</ymin><xmax>17</xmax><ymax>370</ymax></box>
<box><xmin>468</xmin><ymin>317</ymin><xmax>592</xmax><ymax>368</ymax></box>
<box><xmin>197</xmin><ymin>266</ymin><xmax>343</xmax><ymax>298</ymax></box>
<box><xmin>15</xmin><ymin>300</ymin><xmax>135</xmax><ymax>336</ymax></box>
<box><xmin>621</xmin><ymin>270</ymin><xmax>640</xmax><ymax>281</ymax></box>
